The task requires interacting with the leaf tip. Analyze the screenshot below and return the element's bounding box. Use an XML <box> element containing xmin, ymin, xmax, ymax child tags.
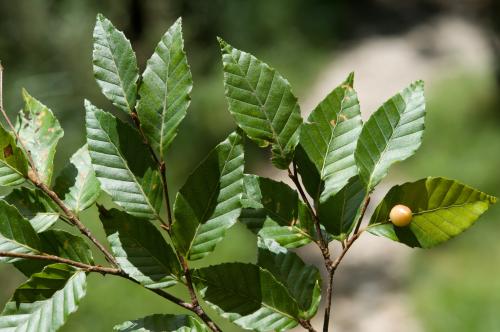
<box><xmin>217</xmin><ymin>37</ymin><xmax>229</xmax><ymax>50</ymax></box>
<box><xmin>345</xmin><ymin>72</ymin><xmax>355</xmax><ymax>87</ymax></box>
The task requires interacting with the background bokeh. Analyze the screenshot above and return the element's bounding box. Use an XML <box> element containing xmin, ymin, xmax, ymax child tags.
<box><xmin>0</xmin><ymin>1</ymin><xmax>499</xmax><ymax>331</ymax></box>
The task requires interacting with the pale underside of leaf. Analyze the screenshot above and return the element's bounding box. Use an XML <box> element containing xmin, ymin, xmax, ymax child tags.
<box><xmin>369</xmin><ymin>177</ymin><xmax>497</xmax><ymax>248</ymax></box>
<box><xmin>0</xmin><ymin>125</ymin><xmax>28</xmax><ymax>186</ymax></box>
<box><xmin>219</xmin><ymin>39</ymin><xmax>302</xmax><ymax>169</ymax></box>
<box><xmin>114</xmin><ymin>314</ymin><xmax>209</xmax><ymax>332</ymax></box>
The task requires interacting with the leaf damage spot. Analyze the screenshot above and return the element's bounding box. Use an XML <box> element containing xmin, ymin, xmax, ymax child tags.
<box><xmin>3</xmin><ymin>145</ymin><xmax>13</xmax><ymax>158</ymax></box>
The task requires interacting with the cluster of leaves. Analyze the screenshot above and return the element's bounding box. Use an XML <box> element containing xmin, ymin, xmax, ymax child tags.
<box><xmin>0</xmin><ymin>14</ymin><xmax>496</xmax><ymax>332</ymax></box>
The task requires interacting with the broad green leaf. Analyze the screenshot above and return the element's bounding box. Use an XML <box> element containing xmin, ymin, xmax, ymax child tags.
<box><xmin>239</xmin><ymin>174</ymin><xmax>316</xmax><ymax>248</ymax></box>
<box><xmin>4</xmin><ymin>187</ymin><xmax>59</xmax><ymax>232</ymax></box>
<box><xmin>368</xmin><ymin>177</ymin><xmax>497</xmax><ymax>248</ymax></box>
<box><xmin>17</xmin><ymin>90</ymin><xmax>64</xmax><ymax>185</ymax></box>
<box><xmin>293</xmin><ymin>144</ymin><xmax>322</xmax><ymax>201</ymax></box>
<box><xmin>257</xmin><ymin>239</ymin><xmax>321</xmax><ymax>318</ymax></box>
<box><xmin>318</xmin><ymin>176</ymin><xmax>366</xmax><ymax>239</ymax></box>
<box><xmin>0</xmin><ymin>200</ymin><xmax>42</xmax><ymax>263</ymax></box>
<box><xmin>219</xmin><ymin>39</ymin><xmax>302</xmax><ymax>169</ymax></box>
<box><xmin>194</xmin><ymin>263</ymin><xmax>300</xmax><ymax>331</ymax></box>
<box><xmin>354</xmin><ymin>81</ymin><xmax>425</xmax><ymax>191</ymax></box>
<box><xmin>172</xmin><ymin>131</ymin><xmax>244</xmax><ymax>260</ymax></box>
<box><xmin>93</xmin><ymin>14</ymin><xmax>139</xmax><ymax>113</ymax></box>
<box><xmin>85</xmin><ymin>101</ymin><xmax>163</xmax><ymax>220</ymax></box>
<box><xmin>55</xmin><ymin>145</ymin><xmax>101</xmax><ymax>214</ymax></box>
<box><xmin>0</xmin><ymin>125</ymin><xmax>28</xmax><ymax>186</ymax></box>
<box><xmin>114</xmin><ymin>314</ymin><xmax>208</xmax><ymax>332</ymax></box>
<box><xmin>40</xmin><ymin>230</ymin><xmax>94</xmax><ymax>265</ymax></box>
<box><xmin>0</xmin><ymin>264</ymin><xmax>86</xmax><ymax>331</ymax></box>
<box><xmin>137</xmin><ymin>18</ymin><xmax>192</xmax><ymax>160</ymax></box>
<box><xmin>300</xmin><ymin>73</ymin><xmax>362</xmax><ymax>201</ymax></box>
<box><xmin>100</xmin><ymin>208</ymin><xmax>181</xmax><ymax>289</ymax></box>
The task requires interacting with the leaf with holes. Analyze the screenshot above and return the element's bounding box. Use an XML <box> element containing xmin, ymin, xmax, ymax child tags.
<box><xmin>354</xmin><ymin>81</ymin><xmax>425</xmax><ymax>191</ymax></box>
<box><xmin>193</xmin><ymin>262</ymin><xmax>300</xmax><ymax>331</ymax></box>
<box><xmin>85</xmin><ymin>101</ymin><xmax>163</xmax><ymax>220</ymax></box>
<box><xmin>0</xmin><ymin>200</ymin><xmax>42</xmax><ymax>263</ymax></box>
<box><xmin>257</xmin><ymin>239</ymin><xmax>321</xmax><ymax>318</ymax></box>
<box><xmin>114</xmin><ymin>314</ymin><xmax>209</xmax><ymax>332</ymax></box>
<box><xmin>93</xmin><ymin>14</ymin><xmax>139</xmax><ymax>113</ymax></box>
<box><xmin>0</xmin><ymin>125</ymin><xmax>28</xmax><ymax>186</ymax></box>
<box><xmin>100</xmin><ymin>208</ymin><xmax>181</xmax><ymax>289</ymax></box>
<box><xmin>0</xmin><ymin>264</ymin><xmax>86</xmax><ymax>331</ymax></box>
<box><xmin>172</xmin><ymin>131</ymin><xmax>244</xmax><ymax>260</ymax></box>
<box><xmin>300</xmin><ymin>73</ymin><xmax>362</xmax><ymax>201</ymax></box>
<box><xmin>137</xmin><ymin>18</ymin><xmax>192</xmax><ymax>160</ymax></box>
<box><xmin>17</xmin><ymin>90</ymin><xmax>64</xmax><ymax>185</ymax></box>
<box><xmin>55</xmin><ymin>145</ymin><xmax>101</xmax><ymax>214</ymax></box>
<box><xmin>239</xmin><ymin>174</ymin><xmax>318</xmax><ymax>248</ymax></box>
<box><xmin>219</xmin><ymin>39</ymin><xmax>302</xmax><ymax>169</ymax></box>
<box><xmin>368</xmin><ymin>177</ymin><xmax>497</xmax><ymax>248</ymax></box>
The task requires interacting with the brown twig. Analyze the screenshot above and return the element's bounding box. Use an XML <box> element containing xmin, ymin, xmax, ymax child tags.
<box><xmin>300</xmin><ymin>319</ymin><xmax>318</xmax><ymax>332</ymax></box>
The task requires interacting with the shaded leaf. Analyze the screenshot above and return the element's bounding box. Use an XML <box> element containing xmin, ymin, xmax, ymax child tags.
<box><xmin>172</xmin><ymin>131</ymin><xmax>244</xmax><ymax>260</ymax></box>
<box><xmin>300</xmin><ymin>73</ymin><xmax>362</xmax><ymax>201</ymax></box>
<box><xmin>293</xmin><ymin>144</ymin><xmax>322</xmax><ymax>201</ymax></box>
<box><xmin>137</xmin><ymin>18</ymin><xmax>192</xmax><ymax>160</ymax></box>
<box><xmin>17</xmin><ymin>90</ymin><xmax>64</xmax><ymax>185</ymax></box>
<box><xmin>93</xmin><ymin>14</ymin><xmax>139</xmax><ymax>113</ymax></box>
<box><xmin>85</xmin><ymin>101</ymin><xmax>163</xmax><ymax>220</ymax></box>
<box><xmin>219</xmin><ymin>39</ymin><xmax>302</xmax><ymax>169</ymax></box>
<box><xmin>100</xmin><ymin>208</ymin><xmax>181</xmax><ymax>289</ymax></box>
<box><xmin>114</xmin><ymin>314</ymin><xmax>208</xmax><ymax>332</ymax></box>
<box><xmin>40</xmin><ymin>230</ymin><xmax>94</xmax><ymax>265</ymax></box>
<box><xmin>368</xmin><ymin>177</ymin><xmax>497</xmax><ymax>248</ymax></box>
<box><xmin>194</xmin><ymin>263</ymin><xmax>300</xmax><ymax>331</ymax></box>
<box><xmin>55</xmin><ymin>145</ymin><xmax>100</xmax><ymax>214</ymax></box>
<box><xmin>0</xmin><ymin>264</ymin><xmax>86</xmax><ymax>331</ymax></box>
<box><xmin>0</xmin><ymin>125</ymin><xmax>28</xmax><ymax>186</ymax></box>
<box><xmin>354</xmin><ymin>81</ymin><xmax>425</xmax><ymax>191</ymax></box>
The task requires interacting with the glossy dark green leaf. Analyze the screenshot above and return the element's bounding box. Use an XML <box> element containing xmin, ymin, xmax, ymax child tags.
<box><xmin>239</xmin><ymin>174</ymin><xmax>316</xmax><ymax>248</ymax></box>
<box><xmin>0</xmin><ymin>125</ymin><xmax>28</xmax><ymax>186</ymax></box>
<box><xmin>0</xmin><ymin>264</ymin><xmax>86</xmax><ymax>331</ymax></box>
<box><xmin>137</xmin><ymin>18</ymin><xmax>192</xmax><ymax>160</ymax></box>
<box><xmin>219</xmin><ymin>38</ymin><xmax>302</xmax><ymax>169</ymax></box>
<box><xmin>100</xmin><ymin>208</ymin><xmax>181</xmax><ymax>289</ymax></box>
<box><xmin>300</xmin><ymin>73</ymin><xmax>362</xmax><ymax>201</ymax></box>
<box><xmin>257</xmin><ymin>239</ymin><xmax>321</xmax><ymax>318</ymax></box>
<box><xmin>0</xmin><ymin>200</ymin><xmax>42</xmax><ymax>263</ymax></box>
<box><xmin>114</xmin><ymin>314</ymin><xmax>208</xmax><ymax>332</ymax></box>
<box><xmin>368</xmin><ymin>177</ymin><xmax>497</xmax><ymax>248</ymax></box>
<box><xmin>194</xmin><ymin>263</ymin><xmax>300</xmax><ymax>331</ymax></box>
<box><xmin>93</xmin><ymin>14</ymin><xmax>139</xmax><ymax>113</ymax></box>
<box><xmin>354</xmin><ymin>81</ymin><xmax>425</xmax><ymax>191</ymax></box>
<box><xmin>85</xmin><ymin>101</ymin><xmax>163</xmax><ymax>220</ymax></box>
<box><xmin>318</xmin><ymin>176</ymin><xmax>366</xmax><ymax>239</ymax></box>
<box><xmin>17</xmin><ymin>90</ymin><xmax>64</xmax><ymax>185</ymax></box>
<box><xmin>172</xmin><ymin>131</ymin><xmax>244</xmax><ymax>260</ymax></box>
<box><xmin>55</xmin><ymin>145</ymin><xmax>100</xmax><ymax>214</ymax></box>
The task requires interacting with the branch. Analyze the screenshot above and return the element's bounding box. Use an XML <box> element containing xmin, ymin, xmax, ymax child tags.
<box><xmin>300</xmin><ymin>319</ymin><xmax>318</xmax><ymax>332</ymax></box>
<box><xmin>0</xmin><ymin>251</ymin><xmax>121</xmax><ymax>275</ymax></box>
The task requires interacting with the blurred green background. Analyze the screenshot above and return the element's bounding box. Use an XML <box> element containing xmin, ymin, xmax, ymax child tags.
<box><xmin>0</xmin><ymin>1</ymin><xmax>499</xmax><ymax>331</ymax></box>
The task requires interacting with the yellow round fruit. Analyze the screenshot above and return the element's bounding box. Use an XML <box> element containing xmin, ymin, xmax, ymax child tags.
<box><xmin>389</xmin><ymin>204</ymin><xmax>413</xmax><ymax>227</ymax></box>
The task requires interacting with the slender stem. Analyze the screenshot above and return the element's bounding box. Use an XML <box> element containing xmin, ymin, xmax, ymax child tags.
<box><xmin>300</xmin><ymin>319</ymin><xmax>317</xmax><ymax>332</ymax></box>
<box><xmin>159</xmin><ymin>161</ymin><xmax>173</xmax><ymax>227</ymax></box>
<box><xmin>0</xmin><ymin>251</ymin><xmax>121</xmax><ymax>275</ymax></box>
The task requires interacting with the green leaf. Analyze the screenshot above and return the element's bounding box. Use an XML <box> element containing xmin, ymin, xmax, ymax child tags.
<box><xmin>0</xmin><ymin>264</ymin><xmax>86</xmax><ymax>331</ymax></box>
<box><xmin>41</xmin><ymin>230</ymin><xmax>94</xmax><ymax>265</ymax></box>
<box><xmin>219</xmin><ymin>39</ymin><xmax>302</xmax><ymax>169</ymax></box>
<box><xmin>318</xmin><ymin>176</ymin><xmax>366</xmax><ymax>239</ymax></box>
<box><xmin>172</xmin><ymin>131</ymin><xmax>244</xmax><ymax>260</ymax></box>
<box><xmin>0</xmin><ymin>125</ymin><xmax>28</xmax><ymax>186</ymax></box>
<box><xmin>293</xmin><ymin>144</ymin><xmax>322</xmax><ymax>201</ymax></box>
<box><xmin>368</xmin><ymin>177</ymin><xmax>497</xmax><ymax>248</ymax></box>
<box><xmin>0</xmin><ymin>200</ymin><xmax>42</xmax><ymax>263</ymax></box>
<box><xmin>17</xmin><ymin>90</ymin><xmax>64</xmax><ymax>185</ymax></box>
<box><xmin>93</xmin><ymin>14</ymin><xmax>139</xmax><ymax>113</ymax></box>
<box><xmin>55</xmin><ymin>145</ymin><xmax>101</xmax><ymax>214</ymax></box>
<box><xmin>354</xmin><ymin>81</ymin><xmax>425</xmax><ymax>191</ymax></box>
<box><xmin>239</xmin><ymin>174</ymin><xmax>316</xmax><ymax>248</ymax></box>
<box><xmin>194</xmin><ymin>263</ymin><xmax>300</xmax><ymax>331</ymax></box>
<box><xmin>4</xmin><ymin>187</ymin><xmax>59</xmax><ymax>232</ymax></box>
<box><xmin>257</xmin><ymin>239</ymin><xmax>321</xmax><ymax>318</ymax></box>
<box><xmin>114</xmin><ymin>314</ymin><xmax>208</xmax><ymax>332</ymax></box>
<box><xmin>100</xmin><ymin>207</ymin><xmax>181</xmax><ymax>289</ymax></box>
<box><xmin>137</xmin><ymin>18</ymin><xmax>192</xmax><ymax>160</ymax></box>
<box><xmin>300</xmin><ymin>73</ymin><xmax>362</xmax><ymax>201</ymax></box>
<box><xmin>85</xmin><ymin>101</ymin><xmax>163</xmax><ymax>220</ymax></box>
